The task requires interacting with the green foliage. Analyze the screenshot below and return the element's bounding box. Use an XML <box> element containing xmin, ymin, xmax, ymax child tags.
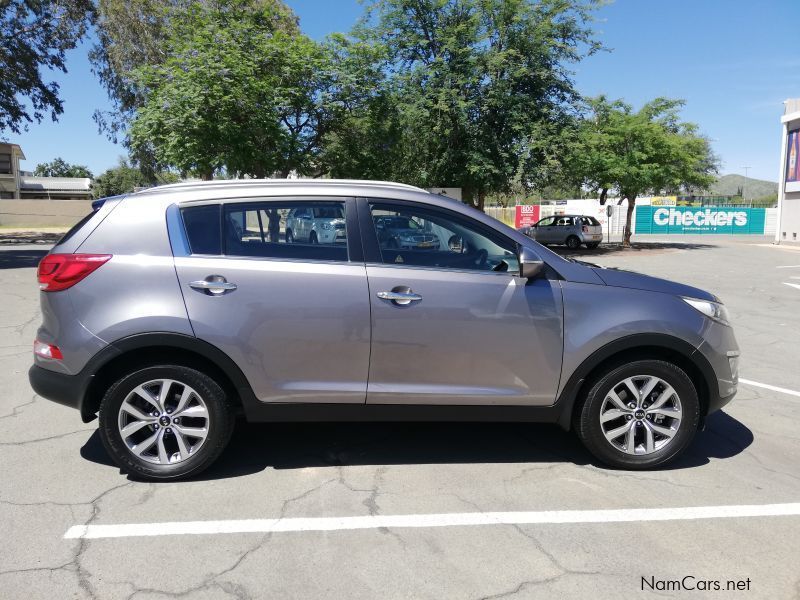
<box><xmin>34</xmin><ymin>157</ymin><xmax>93</xmax><ymax>179</ymax></box>
<box><xmin>563</xmin><ymin>96</ymin><xmax>718</xmax><ymax>243</ymax></box>
<box><xmin>92</xmin><ymin>158</ymin><xmax>179</xmax><ymax>198</ymax></box>
<box><xmin>0</xmin><ymin>0</ymin><xmax>94</xmax><ymax>135</ymax></box>
<box><xmin>127</xmin><ymin>0</ymin><xmax>324</xmax><ymax>178</ymax></box>
<box><xmin>341</xmin><ymin>0</ymin><xmax>602</xmax><ymax>209</ymax></box>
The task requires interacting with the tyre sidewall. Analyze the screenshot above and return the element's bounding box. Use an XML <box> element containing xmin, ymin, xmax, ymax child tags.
<box><xmin>99</xmin><ymin>365</ymin><xmax>234</xmax><ymax>481</ymax></box>
<box><xmin>577</xmin><ymin>360</ymin><xmax>700</xmax><ymax>469</ymax></box>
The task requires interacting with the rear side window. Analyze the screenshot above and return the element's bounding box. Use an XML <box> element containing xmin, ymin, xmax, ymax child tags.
<box><xmin>182</xmin><ymin>205</ymin><xmax>221</xmax><ymax>255</ymax></box>
<box><xmin>223</xmin><ymin>201</ymin><xmax>348</xmax><ymax>261</ymax></box>
<box><xmin>581</xmin><ymin>216</ymin><xmax>600</xmax><ymax>226</ymax></box>
<box><xmin>57</xmin><ymin>211</ymin><xmax>97</xmax><ymax>245</ymax></box>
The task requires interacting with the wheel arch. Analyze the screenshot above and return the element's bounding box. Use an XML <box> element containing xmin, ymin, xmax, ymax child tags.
<box><xmin>556</xmin><ymin>334</ymin><xmax>714</xmax><ymax>431</ymax></box>
<box><xmin>80</xmin><ymin>333</ymin><xmax>258</xmax><ymax>423</ymax></box>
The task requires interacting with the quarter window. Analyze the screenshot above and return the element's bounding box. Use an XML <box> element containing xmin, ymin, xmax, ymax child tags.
<box><xmin>369</xmin><ymin>202</ymin><xmax>517</xmax><ymax>273</ymax></box>
<box><xmin>182</xmin><ymin>205</ymin><xmax>222</xmax><ymax>255</ymax></box>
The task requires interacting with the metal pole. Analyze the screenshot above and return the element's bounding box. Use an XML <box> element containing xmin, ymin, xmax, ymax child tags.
<box><xmin>741</xmin><ymin>165</ymin><xmax>751</xmax><ymax>206</ymax></box>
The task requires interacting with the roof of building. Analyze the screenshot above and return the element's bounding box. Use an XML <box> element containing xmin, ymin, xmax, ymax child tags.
<box><xmin>0</xmin><ymin>142</ymin><xmax>25</xmax><ymax>160</ymax></box>
<box><xmin>20</xmin><ymin>176</ymin><xmax>91</xmax><ymax>192</ymax></box>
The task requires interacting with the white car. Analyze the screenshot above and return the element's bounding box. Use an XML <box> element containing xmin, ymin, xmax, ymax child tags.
<box><xmin>285</xmin><ymin>205</ymin><xmax>346</xmax><ymax>245</ymax></box>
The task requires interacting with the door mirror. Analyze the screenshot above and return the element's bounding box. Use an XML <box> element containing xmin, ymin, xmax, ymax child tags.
<box><xmin>518</xmin><ymin>246</ymin><xmax>545</xmax><ymax>279</ymax></box>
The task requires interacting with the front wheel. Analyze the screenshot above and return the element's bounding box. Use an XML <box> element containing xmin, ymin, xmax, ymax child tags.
<box><xmin>98</xmin><ymin>365</ymin><xmax>235</xmax><ymax>481</ymax></box>
<box><xmin>574</xmin><ymin>360</ymin><xmax>700</xmax><ymax>469</ymax></box>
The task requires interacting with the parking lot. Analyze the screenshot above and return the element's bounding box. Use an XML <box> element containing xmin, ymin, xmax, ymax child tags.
<box><xmin>1</xmin><ymin>235</ymin><xmax>799</xmax><ymax>599</ymax></box>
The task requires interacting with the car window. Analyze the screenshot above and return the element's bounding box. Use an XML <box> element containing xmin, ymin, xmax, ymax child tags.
<box><xmin>369</xmin><ymin>202</ymin><xmax>518</xmax><ymax>273</ymax></box>
<box><xmin>182</xmin><ymin>205</ymin><xmax>222</xmax><ymax>255</ymax></box>
<box><xmin>555</xmin><ymin>216</ymin><xmax>574</xmax><ymax>226</ymax></box>
<box><xmin>535</xmin><ymin>216</ymin><xmax>555</xmax><ymax>227</ymax></box>
<box><xmin>223</xmin><ymin>201</ymin><xmax>348</xmax><ymax>261</ymax></box>
<box><xmin>581</xmin><ymin>216</ymin><xmax>600</xmax><ymax>226</ymax></box>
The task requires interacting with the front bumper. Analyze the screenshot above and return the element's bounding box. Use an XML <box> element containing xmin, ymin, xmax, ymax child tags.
<box><xmin>29</xmin><ymin>364</ymin><xmax>95</xmax><ymax>422</ymax></box>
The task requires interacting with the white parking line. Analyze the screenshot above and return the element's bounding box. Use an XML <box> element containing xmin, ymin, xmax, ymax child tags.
<box><xmin>776</xmin><ymin>265</ymin><xmax>800</xmax><ymax>268</ymax></box>
<box><xmin>740</xmin><ymin>378</ymin><xmax>800</xmax><ymax>398</ymax></box>
<box><xmin>63</xmin><ymin>503</ymin><xmax>800</xmax><ymax>540</ymax></box>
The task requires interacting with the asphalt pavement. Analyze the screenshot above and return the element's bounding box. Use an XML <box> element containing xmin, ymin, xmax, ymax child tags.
<box><xmin>1</xmin><ymin>236</ymin><xmax>799</xmax><ymax>599</ymax></box>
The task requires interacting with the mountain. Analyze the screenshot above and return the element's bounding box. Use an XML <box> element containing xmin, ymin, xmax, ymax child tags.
<box><xmin>709</xmin><ymin>174</ymin><xmax>777</xmax><ymax>199</ymax></box>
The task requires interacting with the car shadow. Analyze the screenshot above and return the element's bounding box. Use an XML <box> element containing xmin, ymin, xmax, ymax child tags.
<box><xmin>79</xmin><ymin>410</ymin><xmax>753</xmax><ymax>481</ymax></box>
<box><xmin>0</xmin><ymin>249</ymin><xmax>48</xmax><ymax>269</ymax></box>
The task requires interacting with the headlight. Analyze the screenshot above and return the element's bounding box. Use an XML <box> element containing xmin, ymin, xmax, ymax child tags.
<box><xmin>320</xmin><ymin>222</ymin><xmax>332</xmax><ymax>230</ymax></box>
<box><xmin>682</xmin><ymin>297</ymin><xmax>731</xmax><ymax>326</ymax></box>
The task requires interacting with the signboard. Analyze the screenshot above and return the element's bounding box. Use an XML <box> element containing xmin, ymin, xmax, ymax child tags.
<box><xmin>635</xmin><ymin>206</ymin><xmax>766</xmax><ymax>235</ymax></box>
<box><xmin>787</xmin><ymin>130</ymin><xmax>800</xmax><ymax>183</ymax></box>
<box><xmin>650</xmin><ymin>196</ymin><xmax>677</xmax><ymax>206</ymax></box>
<box><xmin>514</xmin><ymin>205</ymin><xmax>540</xmax><ymax>228</ymax></box>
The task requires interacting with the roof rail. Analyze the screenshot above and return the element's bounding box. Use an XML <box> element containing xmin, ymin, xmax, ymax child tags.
<box><xmin>135</xmin><ymin>178</ymin><xmax>429</xmax><ymax>195</ymax></box>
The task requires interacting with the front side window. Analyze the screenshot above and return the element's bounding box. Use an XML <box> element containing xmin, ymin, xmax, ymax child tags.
<box><xmin>535</xmin><ymin>216</ymin><xmax>555</xmax><ymax>227</ymax></box>
<box><xmin>369</xmin><ymin>202</ymin><xmax>517</xmax><ymax>273</ymax></box>
<box><xmin>224</xmin><ymin>201</ymin><xmax>348</xmax><ymax>261</ymax></box>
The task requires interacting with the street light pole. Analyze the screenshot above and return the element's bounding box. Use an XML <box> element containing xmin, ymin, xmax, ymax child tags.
<box><xmin>741</xmin><ymin>165</ymin><xmax>751</xmax><ymax>206</ymax></box>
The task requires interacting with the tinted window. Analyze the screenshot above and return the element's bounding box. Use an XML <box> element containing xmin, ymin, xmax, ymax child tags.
<box><xmin>57</xmin><ymin>211</ymin><xmax>97</xmax><ymax>246</ymax></box>
<box><xmin>581</xmin><ymin>216</ymin><xmax>600</xmax><ymax>226</ymax></box>
<box><xmin>182</xmin><ymin>205</ymin><xmax>222</xmax><ymax>255</ymax></box>
<box><xmin>224</xmin><ymin>201</ymin><xmax>348</xmax><ymax>261</ymax></box>
<box><xmin>369</xmin><ymin>202</ymin><xmax>517</xmax><ymax>273</ymax></box>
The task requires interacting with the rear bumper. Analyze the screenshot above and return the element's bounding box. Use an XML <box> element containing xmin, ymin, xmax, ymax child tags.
<box><xmin>28</xmin><ymin>364</ymin><xmax>95</xmax><ymax>422</ymax></box>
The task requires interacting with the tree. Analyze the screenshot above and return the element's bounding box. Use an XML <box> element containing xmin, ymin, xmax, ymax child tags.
<box><xmin>0</xmin><ymin>0</ymin><xmax>94</xmax><ymax>135</ymax></box>
<box><xmin>90</xmin><ymin>0</ymin><xmax>299</xmax><ymax>145</ymax></box>
<box><xmin>346</xmin><ymin>0</ymin><xmax>600</xmax><ymax>210</ymax></box>
<box><xmin>565</xmin><ymin>96</ymin><xmax>718</xmax><ymax>246</ymax></box>
<box><xmin>34</xmin><ymin>157</ymin><xmax>93</xmax><ymax>178</ymax></box>
<box><xmin>92</xmin><ymin>157</ymin><xmax>179</xmax><ymax>198</ymax></box>
<box><xmin>127</xmin><ymin>0</ymin><xmax>326</xmax><ymax>179</ymax></box>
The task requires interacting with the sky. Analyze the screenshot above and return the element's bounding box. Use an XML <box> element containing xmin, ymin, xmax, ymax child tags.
<box><xmin>9</xmin><ymin>0</ymin><xmax>799</xmax><ymax>182</ymax></box>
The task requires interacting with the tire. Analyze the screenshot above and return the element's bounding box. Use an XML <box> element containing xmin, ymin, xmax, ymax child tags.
<box><xmin>574</xmin><ymin>360</ymin><xmax>700</xmax><ymax>470</ymax></box>
<box><xmin>586</xmin><ymin>242</ymin><xmax>600</xmax><ymax>249</ymax></box>
<box><xmin>565</xmin><ymin>235</ymin><xmax>581</xmax><ymax>250</ymax></box>
<box><xmin>286</xmin><ymin>229</ymin><xmax>294</xmax><ymax>243</ymax></box>
<box><xmin>98</xmin><ymin>365</ymin><xmax>235</xmax><ymax>481</ymax></box>
<box><xmin>309</xmin><ymin>231</ymin><xmax>318</xmax><ymax>244</ymax></box>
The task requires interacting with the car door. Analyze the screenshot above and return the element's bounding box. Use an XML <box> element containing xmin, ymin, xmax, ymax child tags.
<box><xmin>173</xmin><ymin>198</ymin><xmax>370</xmax><ymax>404</ymax></box>
<box><xmin>360</xmin><ymin>199</ymin><xmax>563</xmax><ymax>406</ymax></box>
<box><xmin>533</xmin><ymin>216</ymin><xmax>556</xmax><ymax>243</ymax></box>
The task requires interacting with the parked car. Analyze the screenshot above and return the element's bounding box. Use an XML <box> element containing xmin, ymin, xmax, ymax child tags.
<box><xmin>522</xmin><ymin>214</ymin><xmax>603</xmax><ymax>249</ymax></box>
<box><xmin>285</xmin><ymin>205</ymin><xmax>346</xmax><ymax>245</ymax></box>
<box><xmin>30</xmin><ymin>179</ymin><xmax>738</xmax><ymax>480</ymax></box>
<box><xmin>374</xmin><ymin>215</ymin><xmax>440</xmax><ymax>250</ymax></box>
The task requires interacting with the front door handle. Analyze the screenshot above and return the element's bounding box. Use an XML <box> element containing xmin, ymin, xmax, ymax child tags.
<box><xmin>377</xmin><ymin>289</ymin><xmax>422</xmax><ymax>306</ymax></box>
<box><xmin>189</xmin><ymin>276</ymin><xmax>237</xmax><ymax>295</ymax></box>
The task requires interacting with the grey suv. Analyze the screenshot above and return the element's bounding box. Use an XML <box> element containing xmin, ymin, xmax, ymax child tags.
<box><xmin>29</xmin><ymin>180</ymin><xmax>739</xmax><ymax>481</ymax></box>
<box><xmin>522</xmin><ymin>214</ymin><xmax>603</xmax><ymax>249</ymax></box>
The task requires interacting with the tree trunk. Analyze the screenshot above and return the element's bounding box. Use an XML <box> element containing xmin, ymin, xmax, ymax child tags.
<box><xmin>200</xmin><ymin>166</ymin><xmax>213</xmax><ymax>181</ymax></box>
<box><xmin>476</xmin><ymin>190</ymin><xmax>486</xmax><ymax>212</ymax></box>
<box><xmin>599</xmin><ymin>187</ymin><xmax>608</xmax><ymax>205</ymax></box>
<box><xmin>623</xmin><ymin>195</ymin><xmax>636</xmax><ymax>247</ymax></box>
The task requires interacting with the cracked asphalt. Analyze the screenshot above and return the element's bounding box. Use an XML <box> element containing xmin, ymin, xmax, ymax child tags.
<box><xmin>1</xmin><ymin>236</ymin><xmax>799</xmax><ymax>599</ymax></box>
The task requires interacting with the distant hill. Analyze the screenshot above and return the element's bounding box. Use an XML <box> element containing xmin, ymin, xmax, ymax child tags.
<box><xmin>709</xmin><ymin>174</ymin><xmax>777</xmax><ymax>199</ymax></box>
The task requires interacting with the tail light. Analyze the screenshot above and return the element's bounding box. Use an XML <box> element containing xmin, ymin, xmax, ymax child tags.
<box><xmin>582</xmin><ymin>225</ymin><xmax>589</xmax><ymax>233</ymax></box>
<box><xmin>37</xmin><ymin>254</ymin><xmax>112</xmax><ymax>292</ymax></box>
<box><xmin>34</xmin><ymin>339</ymin><xmax>63</xmax><ymax>360</ymax></box>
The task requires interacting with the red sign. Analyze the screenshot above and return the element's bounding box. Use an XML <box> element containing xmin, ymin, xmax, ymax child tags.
<box><xmin>515</xmin><ymin>205</ymin><xmax>540</xmax><ymax>228</ymax></box>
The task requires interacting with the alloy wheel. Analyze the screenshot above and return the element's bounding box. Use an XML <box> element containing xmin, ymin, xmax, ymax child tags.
<box><xmin>117</xmin><ymin>379</ymin><xmax>210</xmax><ymax>465</ymax></box>
<box><xmin>599</xmin><ymin>375</ymin><xmax>682</xmax><ymax>455</ymax></box>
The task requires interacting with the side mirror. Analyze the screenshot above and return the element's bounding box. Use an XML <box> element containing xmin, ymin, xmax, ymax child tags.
<box><xmin>518</xmin><ymin>246</ymin><xmax>545</xmax><ymax>279</ymax></box>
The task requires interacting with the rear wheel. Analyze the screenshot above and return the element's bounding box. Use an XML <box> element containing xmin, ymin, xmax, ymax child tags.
<box><xmin>98</xmin><ymin>365</ymin><xmax>235</xmax><ymax>481</ymax></box>
<box><xmin>565</xmin><ymin>235</ymin><xmax>581</xmax><ymax>250</ymax></box>
<box><xmin>574</xmin><ymin>360</ymin><xmax>700</xmax><ymax>469</ymax></box>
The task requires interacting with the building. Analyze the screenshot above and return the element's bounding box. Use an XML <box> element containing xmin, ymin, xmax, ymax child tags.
<box><xmin>777</xmin><ymin>98</ymin><xmax>800</xmax><ymax>244</ymax></box>
<box><xmin>1</xmin><ymin>142</ymin><xmax>93</xmax><ymax>227</ymax></box>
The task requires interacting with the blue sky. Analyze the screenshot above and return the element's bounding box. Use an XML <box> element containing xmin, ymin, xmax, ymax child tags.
<box><xmin>10</xmin><ymin>0</ymin><xmax>799</xmax><ymax>182</ymax></box>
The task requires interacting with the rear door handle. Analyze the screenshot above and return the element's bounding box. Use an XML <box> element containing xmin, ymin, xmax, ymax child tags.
<box><xmin>189</xmin><ymin>276</ymin><xmax>237</xmax><ymax>295</ymax></box>
<box><xmin>377</xmin><ymin>290</ymin><xmax>422</xmax><ymax>305</ymax></box>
